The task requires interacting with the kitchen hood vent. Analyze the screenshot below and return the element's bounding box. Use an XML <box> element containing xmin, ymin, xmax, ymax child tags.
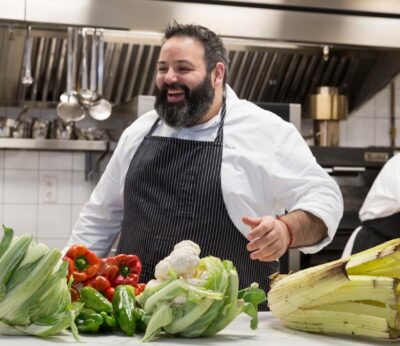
<box><xmin>1</xmin><ymin>27</ymin><xmax>400</xmax><ymax>115</ymax></box>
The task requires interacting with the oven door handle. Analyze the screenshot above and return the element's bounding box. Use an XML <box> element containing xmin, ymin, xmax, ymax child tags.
<box><xmin>332</xmin><ymin>166</ymin><xmax>366</xmax><ymax>172</ymax></box>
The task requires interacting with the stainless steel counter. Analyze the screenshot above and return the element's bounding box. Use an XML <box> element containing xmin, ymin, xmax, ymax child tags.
<box><xmin>1</xmin><ymin>313</ymin><xmax>391</xmax><ymax>346</ymax></box>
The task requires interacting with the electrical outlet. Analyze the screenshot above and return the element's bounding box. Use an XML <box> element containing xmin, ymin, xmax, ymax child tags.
<box><xmin>43</xmin><ymin>175</ymin><xmax>57</xmax><ymax>203</ymax></box>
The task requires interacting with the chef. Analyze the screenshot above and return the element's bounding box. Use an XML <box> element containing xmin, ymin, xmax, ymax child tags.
<box><xmin>350</xmin><ymin>153</ymin><xmax>400</xmax><ymax>254</ymax></box>
<box><xmin>68</xmin><ymin>22</ymin><xmax>343</xmax><ymax>299</ymax></box>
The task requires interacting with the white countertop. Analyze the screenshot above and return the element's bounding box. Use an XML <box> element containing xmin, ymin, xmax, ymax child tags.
<box><xmin>1</xmin><ymin>313</ymin><xmax>391</xmax><ymax>345</ymax></box>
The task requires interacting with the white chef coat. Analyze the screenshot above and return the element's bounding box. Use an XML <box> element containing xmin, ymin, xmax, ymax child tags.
<box><xmin>69</xmin><ymin>86</ymin><xmax>343</xmax><ymax>257</ymax></box>
<box><xmin>359</xmin><ymin>153</ymin><xmax>400</xmax><ymax>222</ymax></box>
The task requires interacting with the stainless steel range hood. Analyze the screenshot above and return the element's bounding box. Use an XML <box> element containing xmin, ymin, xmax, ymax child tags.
<box><xmin>1</xmin><ymin>0</ymin><xmax>400</xmax><ymax>114</ymax></box>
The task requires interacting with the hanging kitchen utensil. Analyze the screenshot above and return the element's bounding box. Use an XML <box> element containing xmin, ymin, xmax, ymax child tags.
<box><xmin>12</xmin><ymin>106</ymin><xmax>32</xmax><ymax>138</ymax></box>
<box><xmin>89</xmin><ymin>30</ymin><xmax>112</xmax><ymax>121</ymax></box>
<box><xmin>78</xmin><ymin>28</ymin><xmax>99</xmax><ymax>109</ymax></box>
<box><xmin>89</xmin><ymin>30</ymin><xmax>101</xmax><ymax>103</ymax></box>
<box><xmin>60</xmin><ymin>27</ymin><xmax>79</xmax><ymax>103</ymax></box>
<box><xmin>57</xmin><ymin>27</ymin><xmax>85</xmax><ymax>122</ymax></box>
<box><xmin>21</xmin><ymin>26</ymin><xmax>34</xmax><ymax>85</ymax></box>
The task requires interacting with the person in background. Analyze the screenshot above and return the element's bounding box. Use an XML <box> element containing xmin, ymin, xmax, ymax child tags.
<box><xmin>68</xmin><ymin>22</ymin><xmax>343</xmax><ymax>303</ymax></box>
<box><xmin>349</xmin><ymin>153</ymin><xmax>400</xmax><ymax>254</ymax></box>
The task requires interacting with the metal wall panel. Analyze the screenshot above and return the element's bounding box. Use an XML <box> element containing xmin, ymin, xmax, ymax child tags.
<box><xmin>211</xmin><ymin>0</ymin><xmax>400</xmax><ymax>16</ymax></box>
<box><xmin>24</xmin><ymin>0</ymin><xmax>400</xmax><ymax>48</ymax></box>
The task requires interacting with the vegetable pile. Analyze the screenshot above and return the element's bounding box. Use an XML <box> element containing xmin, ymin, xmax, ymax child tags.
<box><xmin>136</xmin><ymin>240</ymin><xmax>267</xmax><ymax>342</ymax></box>
<box><xmin>74</xmin><ymin>284</ymin><xmax>148</xmax><ymax>335</ymax></box>
<box><xmin>70</xmin><ymin>240</ymin><xmax>266</xmax><ymax>342</ymax></box>
<box><xmin>64</xmin><ymin>245</ymin><xmax>145</xmax><ymax>302</ymax></box>
<box><xmin>0</xmin><ymin>226</ymin><xmax>79</xmax><ymax>339</ymax></box>
<box><xmin>0</xmin><ymin>227</ymin><xmax>266</xmax><ymax>342</ymax></box>
<box><xmin>63</xmin><ymin>244</ymin><xmax>148</xmax><ymax>336</ymax></box>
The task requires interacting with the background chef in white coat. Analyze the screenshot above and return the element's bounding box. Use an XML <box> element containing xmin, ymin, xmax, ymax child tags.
<box><xmin>348</xmin><ymin>153</ymin><xmax>400</xmax><ymax>254</ymax></box>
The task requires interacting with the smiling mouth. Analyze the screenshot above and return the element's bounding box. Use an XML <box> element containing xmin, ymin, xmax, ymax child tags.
<box><xmin>167</xmin><ymin>89</ymin><xmax>185</xmax><ymax>103</ymax></box>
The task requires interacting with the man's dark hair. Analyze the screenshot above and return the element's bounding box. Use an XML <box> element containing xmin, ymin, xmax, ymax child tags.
<box><xmin>163</xmin><ymin>22</ymin><xmax>229</xmax><ymax>85</ymax></box>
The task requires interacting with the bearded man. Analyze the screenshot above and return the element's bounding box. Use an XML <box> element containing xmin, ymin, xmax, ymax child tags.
<box><xmin>68</xmin><ymin>23</ymin><xmax>343</xmax><ymax>308</ymax></box>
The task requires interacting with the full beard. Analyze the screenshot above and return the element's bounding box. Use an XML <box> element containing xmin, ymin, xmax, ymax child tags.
<box><xmin>154</xmin><ymin>74</ymin><xmax>215</xmax><ymax>128</ymax></box>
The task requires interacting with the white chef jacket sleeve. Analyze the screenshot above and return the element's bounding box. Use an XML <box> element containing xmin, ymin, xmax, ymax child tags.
<box><xmin>67</xmin><ymin>130</ymin><xmax>130</xmax><ymax>257</ymax></box>
<box><xmin>270</xmin><ymin>123</ymin><xmax>343</xmax><ymax>254</ymax></box>
<box><xmin>359</xmin><ymin>153</ymin><xmax>400</xmax><ymax>221</ymax></box>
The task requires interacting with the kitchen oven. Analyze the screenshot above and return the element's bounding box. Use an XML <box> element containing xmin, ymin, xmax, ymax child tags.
<box><xmin>303</xmin><ymin>146</ymin><xmax>393</xmax><ymax>267</ymax></box>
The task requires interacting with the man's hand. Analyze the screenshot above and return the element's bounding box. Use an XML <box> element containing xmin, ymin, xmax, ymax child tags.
<box><xmin>243</xmin><ymin>215</ymin><xmax>291</xmax><ymax>262</ymax></box>
<box><xmin>243</xmin><ymin>211</ymin><xmax>328</xmax><ymax>262</ymax></box>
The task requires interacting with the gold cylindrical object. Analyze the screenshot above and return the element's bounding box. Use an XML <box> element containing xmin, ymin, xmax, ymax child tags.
<box><xmin>309</xmin><ymin>86</ymin><xmax>348</xmax><ymax>120</ymax></box>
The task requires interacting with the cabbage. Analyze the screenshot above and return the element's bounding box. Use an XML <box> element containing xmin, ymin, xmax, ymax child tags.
<box><xmin>136</xmin><ymin>241</ymin><xmax>267</xmax><ymax>342</ymax></box>
<box><xmin>0</xmin><ymin>226</ymin><xmax>80</xmax><ymax>340</ymax></box>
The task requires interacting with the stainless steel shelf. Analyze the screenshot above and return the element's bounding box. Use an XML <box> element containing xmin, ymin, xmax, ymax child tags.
<box><xmin>0</xmin><ymin>139</ymin><xmax>108</xmax><ymax>151</ymax></box>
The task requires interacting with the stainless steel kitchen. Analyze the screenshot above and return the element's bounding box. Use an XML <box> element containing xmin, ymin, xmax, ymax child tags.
<box><xmin>0</xmin><ymin>0</ymin><xmax>399</xmax><ymax>345</ymax></box>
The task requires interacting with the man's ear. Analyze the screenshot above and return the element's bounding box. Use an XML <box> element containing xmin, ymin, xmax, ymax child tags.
<box><xmin>212</xmin><ymin>62</ymin><xmax>225</xmax><ymax>87</ymax></box>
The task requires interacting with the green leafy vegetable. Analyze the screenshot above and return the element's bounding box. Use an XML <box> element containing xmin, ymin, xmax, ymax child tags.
<box><xmin>0</xmin><ymin>234</ymin><xmax>32</xmax><ymax>301</ymax></box>
<box><xmin>0</xmin><ymin>226</ymin><xmax>79</xmax><ymax>340</ymax></box>
<box><xmin>0</xmin><ymin>225</ymin><xmax>13</xmax><ymax>259</ymax></box>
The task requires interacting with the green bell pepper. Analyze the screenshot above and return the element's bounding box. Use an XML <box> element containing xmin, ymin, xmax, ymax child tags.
<box><xmin>134</xmin><ymin>307</ymin><xmax>150</xmax><ymax>333</ymax></box>
<box><xmin>75</xmin><ymin>308</ymin><xmax>104</xmax><ymax>333</ymax></box>
<box><xmin>113</xmin><ymin>285</ymin><xmax>136</xmax><ymax>336</ymax></box>
<box><xmin>100</xmin><ymin>311</ymin><xmax>117</xmax><ymax>332</ymax></box>
<box><xmin>80</xmin><ymin>286</ymin><xmax>113</xmax><ymax>314</ymax></box>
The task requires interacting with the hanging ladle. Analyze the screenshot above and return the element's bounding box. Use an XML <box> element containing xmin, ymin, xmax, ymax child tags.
<box><xmin>89</xmin><ymin>30</ymin><xmax>112</xmax><ymax>121</ymax></box>
<box><xmin>78</xmin><ymin>28</ymin><xmax>100</xmax><ymax>109</ymax></box>
<box><xmin>21</xmin><ymin>26</ymin><xmax>34</xmax><ymax>86</ymax></box>
<box><xmin>57</xmin><ymin>27</ymin><xmax>85</xmax><ymax>122</ymax></box>
<box><xmin>59</xmin><ymin>28</ymin><xmax>78</xmax><ymax>103</ymax></box>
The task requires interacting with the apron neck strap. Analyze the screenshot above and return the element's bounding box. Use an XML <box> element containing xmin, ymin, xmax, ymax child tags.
<box><xmin>214</xmin><ymin>100</ymin><xmax>226</xmax><ymax>144</ymax></box>
<box><xmin>146</xmin><ymin>117</ymin><xmax>161</xmax><ymax>136</ymax></box>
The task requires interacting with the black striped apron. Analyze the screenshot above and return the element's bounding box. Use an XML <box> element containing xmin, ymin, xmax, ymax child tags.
<box><xmin>117</xmin><ymin>104</ymin><xmax>279</xmax><ymax>310</ymax></box>
<box><xmin>352</xmin><ymin>212</ymin><xmax>400</xmax><ymax>254</ymax></box>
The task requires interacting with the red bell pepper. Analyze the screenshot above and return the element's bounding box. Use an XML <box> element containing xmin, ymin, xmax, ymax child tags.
<box><xmin>135</xmin><ymin>283</ymin><xmax>146</xmax><ymax>296</ymax></box>
<box><xmin>104</xmin><ymin>287</ymin><xmax>115</xmax><ymax>301</ymax></box>
<box><xmin>98</xmin><ymin>258</ymin><xmax>120</xmax><ymax>284</ymax></box>
<box><xmin>70</xmin><ymin>286</ymin><xmax>80</xmax><ymax>302</ymax></box>
<box><xmin>84</xmin><ymin>275</ymin><xmax>111</xmax><ymax>291</ymax></box>
<box><xmin>83</xmin><ymin>275</ymin><xmax>115</xmax><ymax>301</ymax></box>
<box><xmin>64</xmin><ymin>244</ymin><xmax>101</xmax><ymax>282</ymax></box>
<box><xmin>110</xmin><ymin>254</ymin><xmax>142</xmax><ymax>286</ymax></box>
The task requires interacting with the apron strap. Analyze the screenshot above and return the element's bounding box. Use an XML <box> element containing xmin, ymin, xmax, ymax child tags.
<box><xmin>146</xmin><ymin>117</ymin><xmax>161</xmax><ymax>137</ymax></box>
<box><xmin>214</xmin><ymin>101</ymin><xmax>227</xmax><ymax>144</ymax></box>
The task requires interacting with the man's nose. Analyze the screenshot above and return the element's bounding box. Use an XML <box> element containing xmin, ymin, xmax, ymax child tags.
<box><xmin>164</xmin><ymin>68</ymin><xmax>178</xmax><ymax>84</ymax></box>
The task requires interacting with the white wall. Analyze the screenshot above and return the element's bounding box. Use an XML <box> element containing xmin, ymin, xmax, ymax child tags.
<box><xmin>339</xmin><ymin>77</ymin><xmax>400</xmax><ymax>147</ymax></box>
<box><xmin>0</xmin><ymin>149</ymin><xmax>95</xmax><ymax>250</ymax></box>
